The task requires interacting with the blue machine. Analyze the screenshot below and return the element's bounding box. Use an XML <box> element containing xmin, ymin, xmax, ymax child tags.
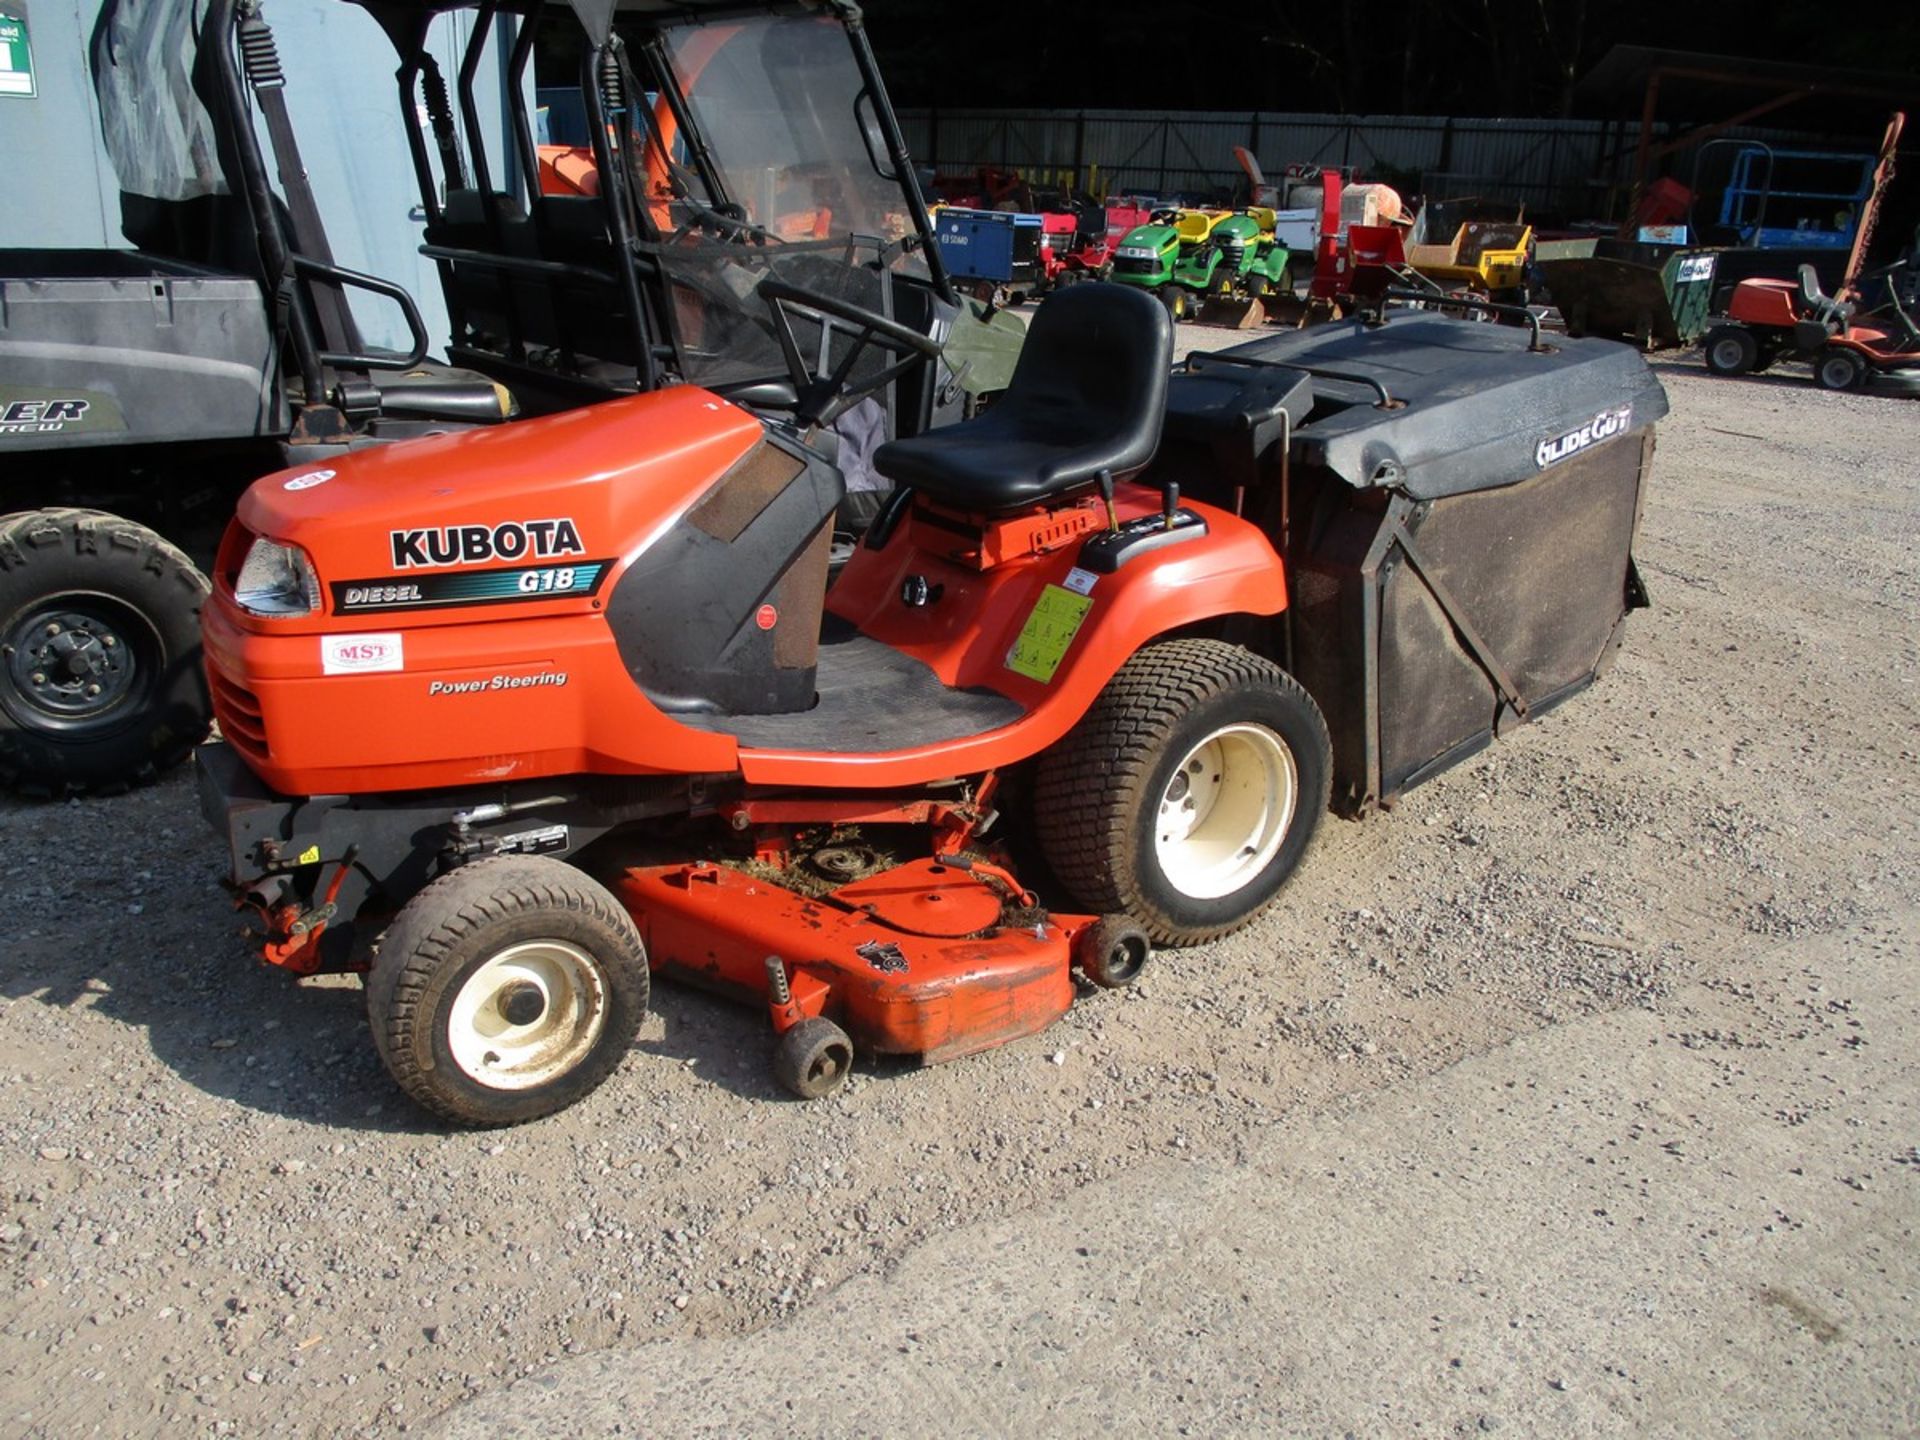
<box><xmin>1716</xmin><ymin>145</ymin><xmax>1877</xmax><ymax>252</ymax></box>
<box><xmin>934</xmin><ymin>208</ymin><xmax>1043</xmax><ymax>293</ymax></box>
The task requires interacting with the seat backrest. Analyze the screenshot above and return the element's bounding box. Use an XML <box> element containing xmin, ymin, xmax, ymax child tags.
<box><xmin>999</xmin><ymin>280</ymin><xmax>1171</xmax><ymax>463</ymax></box>
<box><xmin>1797</xmin><ymin>263</ymin><xmax>1827</xmax><ymax>311</ymax></box>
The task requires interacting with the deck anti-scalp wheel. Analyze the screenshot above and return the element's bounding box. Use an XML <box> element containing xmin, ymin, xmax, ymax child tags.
<box><xmin>772</xmin><ymin>1016</ymin><xmax>854</xmax><ymax>1100</ymax></box>
<box><xmin>366</xmin><ymin>855</ymin><xmax>649</xmax><ymax>1126</ymax></box>
<box><xmin>1074</xmin><ymin>916</ymin><xmax>1152</xmax><ymax>989</ymax></box>
<box><xmin>1035</xmin><ymin>639</ymin><xmax>1332</xmax><ymax>946</ymax></box>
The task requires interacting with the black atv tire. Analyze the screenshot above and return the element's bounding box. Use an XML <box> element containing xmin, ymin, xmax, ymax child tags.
<box><xmin>0</xmin><ymin>508</ymin><xmax>211</xmax><ymax>797</ymax></box>
<box><xmin>1034</xmin><ymin>639</ymin><xmax>1331</xmax><ymax>946</ymax></box>
<box><xmin>367</xmin><ymin>855</ymin><xmax>650</xmax><ymax>1127</ymax></box>
<box><xmin>1703</xmin><ymin>326</ymin><xmax>1760</xmax><ymax>377</ymax></box>
<box><xmin>1246</xmin><ymin>273</ymin><xmax>1270</xmax><ymax>299</ymax></box>
<box><xmin>1158</xmin><ymin>287</ymin><xmax>1190</xmax><ymax>322</ymax></box>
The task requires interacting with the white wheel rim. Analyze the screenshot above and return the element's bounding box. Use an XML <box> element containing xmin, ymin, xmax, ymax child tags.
<box><xmin>1821</xmin><ymin>356</ymin><xmax>1854</xmax><ymax>388</ymax></box>
<box><xmin>445</xmin><ymin>940</ymin><xmax>608</xmax><ymax>1091</ymax></box>
<box><xmin>1711</xmin><ymin>337</ymin><xmax>1745</xmax><ymax>370</ymax></box>
<box><xmin>1153</xmin><ymin>722</ymin><xmax>1298</xmax><ymax>901</ymax></box>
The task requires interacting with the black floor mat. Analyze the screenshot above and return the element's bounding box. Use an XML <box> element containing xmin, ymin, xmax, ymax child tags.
<box><xmin>677</xmin><ymin>623</ymin><xmax>1024</xmax><ymax>754</ymax></box>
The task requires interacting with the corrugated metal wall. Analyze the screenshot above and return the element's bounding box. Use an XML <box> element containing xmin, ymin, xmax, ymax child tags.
<box><xmin>900</xmin><ymin>107</ymin><xmax>1812</xmax><ymax>217</ymax></box>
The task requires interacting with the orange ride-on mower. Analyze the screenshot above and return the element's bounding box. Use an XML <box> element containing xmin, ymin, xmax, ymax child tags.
<box><xmin>197</xmin><ymin>281</ymin><xmax>1669</xmax><ymax>1125</ymax></box>
<box><xmin>1703</xmin><ymin>263</ymin><xmax>1920</xmax><ymax>395</ymax></box>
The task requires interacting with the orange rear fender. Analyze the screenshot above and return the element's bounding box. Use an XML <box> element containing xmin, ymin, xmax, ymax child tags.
<box><xmin>747</xmin><ymin>490</ymin><xmax>1287</xmax><ymax>785</ymax></box>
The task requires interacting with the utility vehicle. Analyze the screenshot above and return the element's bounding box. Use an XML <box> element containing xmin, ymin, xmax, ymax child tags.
<box><xmin>1</xmin><ymin>0</ymin><xmax>973</xmax><ymax>795</ymax></box>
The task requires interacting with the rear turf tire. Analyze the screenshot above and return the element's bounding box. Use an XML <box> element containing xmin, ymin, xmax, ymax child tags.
<box><xmin>367</xmin><ymin>855</ymin><xmax>649</xmax><ymax>1126</ymax></box>
<box><xmin>1703</xmin><ymin>326</ymin><xmax>1759</xmax><ymax>376</ymax></box>
<box><xmin>0</xmin><ymin>508</ymin><xmax>211</xmax><ymax>797</ymax></box>
<box><xmin>1034</xmin><ymin>639</ymin><xmax>1331</xmax><ymax>946</ymax></box>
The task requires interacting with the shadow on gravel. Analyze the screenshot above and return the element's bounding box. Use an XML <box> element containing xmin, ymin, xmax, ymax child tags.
<box><xmin>0</xmin><ymin>782</ymin><xmax>445</xmax><ymax>1134</ymax></box>
<box><xmin>0</xmin><ymin>774</ymin><xmax>1078</xmax><ymax>1125</ymax></box>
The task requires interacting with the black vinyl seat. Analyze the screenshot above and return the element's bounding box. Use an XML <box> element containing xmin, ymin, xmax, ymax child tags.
<box><xmin>872</xmin><ymin>282</ymin><xmax>1173</xmax><ymax>514</ymax></box>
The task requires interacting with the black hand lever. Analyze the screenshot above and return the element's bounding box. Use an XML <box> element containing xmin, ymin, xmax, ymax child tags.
<box><xmin>1163</xmin><ymin>480</ymin><xmax>1180</xmax><ymax>531</ymax></box>
<box><xmin>1097</xmin><ymin>468</ymin><xmax>1119</xmax><ymax>533</ymax></box>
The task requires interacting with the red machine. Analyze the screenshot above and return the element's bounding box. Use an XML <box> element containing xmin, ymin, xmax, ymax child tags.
<box><xmin>1703</xmin><ymin>263</ymin><xmax>1920</xmax><ymax>393</ymax></box>
<box><xmin>1053</xmin><ymin>202</ymin><xmax>1158</xmax><ymax>285</ymax></box>
<box><xmin>199</xmin><ymin>273</ymin><xmax>1667</xmax><ymax>1126</ymax></box>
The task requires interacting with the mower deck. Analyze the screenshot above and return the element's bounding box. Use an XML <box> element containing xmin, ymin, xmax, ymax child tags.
<box><xmin>617</xmin><ymin>856</ymin><xmax>1088</xmax><ymax>1064</ymax></box>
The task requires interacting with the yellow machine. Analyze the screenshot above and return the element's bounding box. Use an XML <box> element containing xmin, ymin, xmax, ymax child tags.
<box><xmin>1407</xmin><ymin>221</ymin><xmax>1534</xmax><ymax>302</ymax></box>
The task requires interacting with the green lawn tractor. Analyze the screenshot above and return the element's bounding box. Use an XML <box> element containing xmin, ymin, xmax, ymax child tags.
<box><xmin>1197</xmin><ymin>208</ymin><xmax>1296</xmax><ymax>328</ymax></box>
<box><xmin>1109</xmin><ymin>209</ymin><xmax>1221</xmax><ymax>320</ymax></box>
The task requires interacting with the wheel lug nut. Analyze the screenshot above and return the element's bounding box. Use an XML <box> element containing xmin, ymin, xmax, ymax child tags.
<box><xmin>45</xmin><ymin>623</ymin><xmax>61</xmax><ymax>636</ymax></box>
<box><xmin>85</xmin><ymin>683</ymin><xmax>102</xmax><ymax>698</ymax></box>
<box><xmin>101</xmin><ymin>636</ymin><xmax>116</xmax><ymax>649</ymax></box>
<box><xmin>29</xmin><ymin>672</ymin><xmax>45</xmax><ymax>685</ymax></box>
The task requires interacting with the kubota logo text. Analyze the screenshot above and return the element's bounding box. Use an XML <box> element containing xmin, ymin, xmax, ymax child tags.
<box><xmin>390</xmin><ymin>519</ymin><xmax>584</xmax><ymax>569</ymax></box>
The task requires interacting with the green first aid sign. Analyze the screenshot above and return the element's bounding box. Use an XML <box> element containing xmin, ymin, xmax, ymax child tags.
<box><xmin>0</xmin><ymin>4</ymin><xmax>34</xmax><ymax>100</ymax></box>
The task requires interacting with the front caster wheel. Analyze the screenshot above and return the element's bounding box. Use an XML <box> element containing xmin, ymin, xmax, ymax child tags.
<box><xmin>1035</xmin><ymin>639</ymin><xmax>1332</xmax><ymax>946</ymax></box>
<box><xmin>773</xmin><ymin>1016</ymin><xmax>854</xmax><ymax>1099</ymax></box>
<box><xmin>366</xmin><ymin>855</ymin><xmax>649</xmax><ymax>1126</ymax></box>
<box><xmin>1075</xmin><ymin>916</ymin><xmax>1152</xmax><ymax>989</ymax></box>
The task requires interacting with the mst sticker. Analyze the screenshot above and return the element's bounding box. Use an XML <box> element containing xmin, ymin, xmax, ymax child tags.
<box><xmin>390</xmin><ymin>518</ymin><xmax>584</xmax><ymax>569</ymax></box>
<box><xmin>331</xmin><ymin>561</ymin><xmax>609</xmax><ymax>614</ymax></box>
<box><xmin>1005</xmin><ymin>583</ymin><xmax>1093</xmax><ymax>684</ymax></box>
<box><xmin>283</xmin><ymin>468</ymin><xmax>334</xmax><ymax>491</ymax></box>
<box><xmin>1536</xmin><ymin>405</ymin><xmax>1632</xmax><ymax>470</ymax></box>
<box><xmin>1061</xmin><ymin>566</ymin><xmax>1099</xmax><ymax>596</ymax></box>
<box><xmin>321</xmin><ymin>633</ymin><xmax>404</xmax><ymax>675</ymax></box>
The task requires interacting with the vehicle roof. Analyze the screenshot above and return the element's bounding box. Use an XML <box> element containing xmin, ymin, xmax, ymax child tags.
<box><xmin>351</xmin><ymin>0</ymin><xmax>849</xmax><ymax>46</ymax></box>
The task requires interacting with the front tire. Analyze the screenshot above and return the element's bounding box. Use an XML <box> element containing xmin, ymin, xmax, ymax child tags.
<box><xmin>1158</xmin><ymin>286</ymin><xmax>1190</xmax><ymax>322</ymax></box>
<box><xmin>1034</xmin><ymin>639</ymin><xmax>1332</xmax><ymax>945</ymax></box>
<box><xmin>1815</xmin><ymin>346</ymin><xmax>1868</xmax><ymax>392</ymax></box>
<box><xmin>0</xmin><ymin>508</ymin><xmax>211</xmax><ymax>796</ymax></box>
<box><xmin>367</xmin><ymin>855</ymin><xmax>649</xmax><ymax>1126</ymax></box>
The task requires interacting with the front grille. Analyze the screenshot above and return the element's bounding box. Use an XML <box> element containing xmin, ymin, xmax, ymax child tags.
<box><xmin>207</xmin><ymin>663</ymin><xmax>269</xmax><ymax>762</ymax></box>
<box><xmin>1112</xmin><ymin>255</ymin><xmax>1160</xmax><ymax>277</ymax></box>
<box><xmin>1215</xmin><ymin>242</ymin><xmax>1246</xmax><ymax>266</ymax></box>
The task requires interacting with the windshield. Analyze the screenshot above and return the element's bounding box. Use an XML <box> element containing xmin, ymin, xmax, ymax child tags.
<box><xmin>623</xmin><ymin>13</ymin><xmax>934</xmax><ymax>391</ymax></box>
<box><xmin>653</xmin><ymin>15</ymin><xmax>914</xmax><ymax>246</ymax></box>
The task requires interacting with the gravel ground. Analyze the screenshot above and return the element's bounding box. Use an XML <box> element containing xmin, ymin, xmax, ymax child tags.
<box><xmin>0</xmin><ymin>342</ymin><xmax>1915</xmax><ymax>1437</ymax></box>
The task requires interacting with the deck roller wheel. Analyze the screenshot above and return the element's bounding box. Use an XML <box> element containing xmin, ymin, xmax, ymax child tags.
<box><xmin>1075</xmin><ymin>916</ymin><xmax>1151</xmax><ymax>989</ymax></box>
<box><xmin>367</xmin><ymin>855</ymin><xmax>649</xmax><ymax>1126</ymax></box>
<box><xmin>772</xmin><ymin>1016</ymin><xmax>854</xmax><ymax>1100</ymax></box>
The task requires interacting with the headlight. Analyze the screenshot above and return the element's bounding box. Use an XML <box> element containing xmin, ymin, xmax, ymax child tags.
<box><xmin>234</xmin><ymin>537</ymin><xmax>321</xmax><ymax>617</ymax></box>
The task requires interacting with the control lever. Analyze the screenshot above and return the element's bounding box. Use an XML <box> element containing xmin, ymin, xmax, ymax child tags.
<box><xmin>1162</xmin><ymin>480</ymin><xmax>1180</xmax><ymax>531</ymax></box>
<box><xmin>1096</xmin><ymin>468</ymin><xmax>1119</xmax><ymax>533</ymax></box>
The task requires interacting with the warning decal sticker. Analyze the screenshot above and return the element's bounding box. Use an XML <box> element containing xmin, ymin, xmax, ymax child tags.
<box><xmin>1005</xmin><ymin>583</ymin><xmax>1093</xmax><ymax>684</ymax></box>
